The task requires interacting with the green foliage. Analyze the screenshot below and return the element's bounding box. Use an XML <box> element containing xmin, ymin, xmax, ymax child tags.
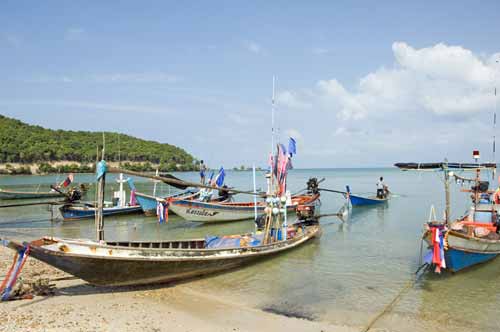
<box><xmin>0</xmin><ymin>114</ymin><xmax>197</xmax><ymax>170</ymax></box>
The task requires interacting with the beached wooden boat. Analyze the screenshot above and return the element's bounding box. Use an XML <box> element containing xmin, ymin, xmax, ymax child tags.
<box><xmin>168</xmin><ymin>193</ymin><xmax>320</xmax><ymax>223</ymax></box>
<box><xmin>396</xmin><ymin>160</ymin><xmax>500</xmax><ymax>272</ymax></box>
<box><xmin>2</xmin><ymin>219</ymin><xmax>320</xmax><ymax>286</ymax></box>
<box><xmin>0</xmin><ymin>188</ymin><xmax>64</xmax><ymax>200</ymax></box>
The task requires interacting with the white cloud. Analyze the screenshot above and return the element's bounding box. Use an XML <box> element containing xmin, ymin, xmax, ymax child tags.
<box><xmin>91</xmin><ymin>72</ymin><xmax>180</xmax><ymax>84</ymax></box>
<box><xmin>0</xmin><ymin>100</ymin><xmax>172</xmax><ymax>114</ymax></box>
<box><xmin>276</xmin><ymin>90</ymin><xmax>312</xmax><ymax>109</ymax></box>
<box><xmin>65</xmin><ymin>27</ymin><xmax>86</xmax><ymax>41</ymax></box>
<box><xmin>2</xmin><ymin>32</ymin><xmax>21</xmax><ymax>47</ymax></box>
<box><xmin>312</xmin><ymin>47</ymin><xmax>330</xmax><ymax>55</ymax></box>
<box><xmin>283</xmin><ymin>42</ymin><xmax>500</xmax><ymax>120</ymax></box>
<box><xmin>244</xmin><ymin>41</ymin><xmax>263</xmax><ymax>54</ymax></box>
<box><xmin>20</xmin><ymin>72</ymin><xmax>180</xmax><ymax>84</ymax></box>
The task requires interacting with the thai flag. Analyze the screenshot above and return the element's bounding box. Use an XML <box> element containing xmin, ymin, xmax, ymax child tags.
<box><xmin>61</xmin><ymin>173</ymin><xmax>74</xmax><ymax>187</ymax></box>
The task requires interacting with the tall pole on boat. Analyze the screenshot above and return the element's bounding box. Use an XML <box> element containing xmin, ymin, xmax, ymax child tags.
<box><xmin>494</xmin><ymin>60</ymin><xmax>499</xmax><ymax>165</ymax></box>
<box><xmin>271</xmin><ymin>76</ymin><xmax>275</xmax><ymax>157</ymax></box>
<box><xmin>443</xmin><ymin>161</ymin><xmax>450</xmax><ymax>225</ymax></box>
<box><xmin>95</xmin><ymin>134</ymin><xmax>106</xmax><ymax>242</ymax></box>
<box><xmin>253</xmin><ymin>164</ymin><xmax>258</xmax><ymax>222</ymax></box>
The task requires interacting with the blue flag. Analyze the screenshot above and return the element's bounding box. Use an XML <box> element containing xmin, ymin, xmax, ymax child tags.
<box><xmin>216</xmin><ymin>167</ymin><xmax>225</xmax><ymax>187</ymax></box>
<box><xmin>288</xmin><ymin>137</ymin><xmax>296</xmax><ymax>156</ymax></box>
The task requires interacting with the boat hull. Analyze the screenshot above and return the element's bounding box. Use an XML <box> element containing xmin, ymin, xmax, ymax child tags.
<box><xmin>424</xmin><ymin>229</ymin><xmax>500</xmax><ymax>272</ymax></box>
<box><xmin>135</xmin><ymin>191</ymin><xmax>197</xmax><ymax>216</ymax></box>
<box><xmin>0</xmin><ymin>189</ymin><xmax>64</xmax><ymax>200</ymax></box>
<box><xmin>349</xmin><ymin>194</ymin><xmax>388</xmax><ymax>206</ymax></box>
<box><xmin>60</xmin><ymin>205</ymin><xmax>142</xmax><ymax>220</ymax></box>
<box><xmin>444</xmin><ymin>248</ymin><xmax>497</xmax><ymax>272</ymax></box>
<box><xmin>169</xmin><ymin>194</ymin><xmax>320</xmax><ymax>223</ymax></box>
<box><xmin>5</xmin><ymin>224</ymin><xmax>320</xmax><ymax>286</ymax></box>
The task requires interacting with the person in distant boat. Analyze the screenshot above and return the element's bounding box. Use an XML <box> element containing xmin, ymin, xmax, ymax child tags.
<box><xmin>376</xmin><ymin>177</ymin><xmax>388</xmax><ymax>198</ymax></box>
<box><xmin>199</xmin><ymin>160</ymin><xmax>207</xmax><ymax>184</ymax></box>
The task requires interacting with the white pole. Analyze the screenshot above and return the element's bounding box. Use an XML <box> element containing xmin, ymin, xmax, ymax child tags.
<box><xmin>271</xmin><ymin>76</ymin><xmax>275</xmax><ymax>155</ymax></box>
<box><xmin>153</xmin><ymin>168</ymin><xmax>159</xmax><ymax>197</ymax></box>
<box><xmin>253</xmin><ymin>164</ymin><xmax>258</xmax><ymax>221</ymax></box>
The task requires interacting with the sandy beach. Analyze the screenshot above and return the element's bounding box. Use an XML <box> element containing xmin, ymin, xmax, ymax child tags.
<box><xmin>0</xmin><ymin>246</ymin><xmax>361</xmax><ymax>332</ymax></box>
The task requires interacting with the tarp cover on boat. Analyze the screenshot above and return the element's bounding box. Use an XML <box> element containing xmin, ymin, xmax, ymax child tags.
<box><xmin>205</xmin><ymin>234</ymin><xmax>263</xmax><ymax>248</ymax></box>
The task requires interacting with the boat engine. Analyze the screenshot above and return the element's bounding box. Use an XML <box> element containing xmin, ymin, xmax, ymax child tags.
<box><xmin>297</xmin><ymin>204</ymin><xmax>316</xmax><ymax>220</ymax></box>
<box><xmin>472</xmin><ymin>181</ymin><xmax>489</xmax><ymax>193</ymax></box>
<box><xmin>306</xmin><ymin>177</ymin><xmax>319</xmax><ymax>194</ymax></box>
<box><xmin>66</xmin><ymin>187</ymin><xmax>83</xmax><ymax>202</ymax></box>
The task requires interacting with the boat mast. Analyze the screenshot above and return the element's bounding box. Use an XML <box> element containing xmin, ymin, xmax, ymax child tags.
<box><xmin>95</xmin><ymin>133</ymin><xmax>106</xmax><ymax>242</ymax></box>
<box><xmin>494</xmin><ymin>60</ymin><xmax>499</xmax><ymax>165</ymax></box>
<box><xmin>443</xmin><ymin>160</ymin><xmax>450</xmax><ymax>225</ymax></box>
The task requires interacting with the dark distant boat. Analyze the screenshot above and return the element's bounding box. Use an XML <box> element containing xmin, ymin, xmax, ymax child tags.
<box><xmin>0</xmin><ymin>188</ymin><xmax>64</xmax><ymax>200</ymax></box>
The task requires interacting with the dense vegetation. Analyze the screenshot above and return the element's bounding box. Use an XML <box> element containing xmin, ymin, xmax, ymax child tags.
<box><xmin>0</xmin><ymin>114</ymin><xmax>197</xmax><ymax>172</ymax></box>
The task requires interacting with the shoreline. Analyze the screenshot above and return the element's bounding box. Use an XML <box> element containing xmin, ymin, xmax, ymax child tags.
<box><xmin>0</xmin><ymin>246</ymin><xmax>357</xmax><ymax>332</ymax></box>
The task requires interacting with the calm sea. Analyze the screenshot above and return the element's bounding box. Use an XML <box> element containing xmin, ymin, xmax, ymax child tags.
<box><xmin>1</xmin><ymin>168</ymin><xmax>499</xmax><ymax>331</ymax></box>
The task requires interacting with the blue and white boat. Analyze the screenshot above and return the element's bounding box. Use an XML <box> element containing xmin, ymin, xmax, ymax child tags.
<box><xmin>60</xmin><ymin>173</ymin><xmax>141</xmax><ymax>221</ymax></box>
<box><xmin>345</xmin><ymin>186</ymin><xmax>389</xmax><ymax>207</ymax></box>
<box><xmin>397</xmin><ymin>161</ymin><xmax>500</xmax><ymax>273</ymax></box>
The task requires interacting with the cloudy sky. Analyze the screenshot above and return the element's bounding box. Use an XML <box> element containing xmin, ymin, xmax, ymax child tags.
<box><xmin>1</xmin><ymin>1</ymin><xmax>500</xmax><ymax>168</ymax></box>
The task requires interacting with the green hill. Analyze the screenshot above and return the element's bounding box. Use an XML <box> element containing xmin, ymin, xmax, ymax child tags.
<box><xmin>0</xmin><ymin>114</ymin><xmax>197</xmax><ymax>172</ymax></box>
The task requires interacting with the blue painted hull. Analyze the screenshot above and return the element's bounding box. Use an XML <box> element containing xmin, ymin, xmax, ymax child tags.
<box><xmin>135</xmin><ymin>195</ymin><xmax>158</xmax><ymax>215</ymax></box>
<box><xmin>349</xmin><ymin>194</ymin><xmax>388</xmax><ymax>207</ymax></box>
<box><xmin>134</xmin><ymin>190</ymin><xmax>196</xmax><ymax>216</ymax></box>
<box><xmin>445</xmin><ymin>248</ymin><xmax>498</xmax><ymax>272</ymax></box>
<box><xmin>60</xmin><ymin>205</ymin><xmax>142</xmax><ymax>220</ymax></box>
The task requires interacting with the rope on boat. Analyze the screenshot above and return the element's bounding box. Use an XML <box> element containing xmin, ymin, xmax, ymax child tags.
<box><xmin>0</xmin><ymin>243</ymin><xmax>30</xmax><ymax>301</ymax></box>
<box><xmin>360</xmin><ymin>263</ymin><xmax>430</xmax><ymax>332</ymax></box>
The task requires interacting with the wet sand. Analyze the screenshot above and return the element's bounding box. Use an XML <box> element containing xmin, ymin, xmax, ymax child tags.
<box><xmin>0</xmin><ymin>246</ymin><xmax>359</xmax><ymax>332</ymax></box>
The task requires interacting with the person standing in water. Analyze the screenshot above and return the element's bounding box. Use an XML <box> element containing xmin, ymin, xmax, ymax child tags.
<box><xmin>376</xmin><ymin>177</ymin><xmax>386</xmax><ymax>198</ymax></box>
<box><xmin>199</xmin><ymin>160</ymin><xmax>207</xmax><ymax>184</ymax></box>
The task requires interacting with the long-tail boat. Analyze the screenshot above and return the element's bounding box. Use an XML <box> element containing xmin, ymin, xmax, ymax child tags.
<box><xmin>0</xmin><ymin>188</ymin><xmax>65</xmax><ymax>200</ymax></box>
<box><xmin>396</xmin><ymin>158</ymin><xmax>500</xmax><ymax>272</ymax></box>
<box><xmin>167</xmin><ymin>192</ymin><xmax>319</xmax><ymax>223</ymax></box>
<box><xmin>0</xmin><ymin>156</ymin><xmax>321</xmax><ymax>288</ymax></box>
<box><xmin>59</xmin><ymin>174</ymin><xmax>141</xmax><ymax>221</ymax></box>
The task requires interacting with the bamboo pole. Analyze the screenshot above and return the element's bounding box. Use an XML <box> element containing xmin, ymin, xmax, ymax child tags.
<box><xmin>107</xmin><ymin>167</ymin><xmax>265</xmax><ymax>197</ymax></box>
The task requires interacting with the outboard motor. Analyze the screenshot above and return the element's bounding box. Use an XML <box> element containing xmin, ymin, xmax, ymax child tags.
<box><xmin>66</xmin><ymin>187</ymin><xmax>82</xmax><ymax>202</ymax></box>
<box><xmin>255</xmin><ymin>214</ymin><xmax>267</xmax><ymax>231</ymax></box>
<box><xmin>472</xmin><ymin>181</ymin><xmax>489</xmax><ymax>193</ymax></box>
<box><xmin>306</xmin><ymin>177</ymin><xmax>319</xmax><ymax>195</ymax></box>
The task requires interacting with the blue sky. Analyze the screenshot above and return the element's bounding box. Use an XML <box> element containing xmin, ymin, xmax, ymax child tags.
<box><xmin>1</xmin><ymin>1</ymin><xmax>500</xmax><ymax>168</ymax></box>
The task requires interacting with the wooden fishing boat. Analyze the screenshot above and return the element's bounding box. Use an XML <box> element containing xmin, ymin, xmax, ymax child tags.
<box><xmin>59</xmin><ymin>203</ymin><xmax>142</xmax><ymax>220</ymax></box>
<box><xmin>59</xmin><ymin>173</ymin><xmax>142</xmax><ymax>221</ymax></box>
<box><xmin>2</xmin><ymin>219</ymin><xmax>320</xmax><ymax>286</ymax></box>
<box><xmin>168</xmin><ymin>193</ymin><xmax>320</xmax><ymax>223</ymax></box>
<box><xmin>347</xmin><ymin>193</ymin><xmax>389</xmax><ymax>206</ymax></box>
<box><xmin>344</xmin><ymin>186</ymin><xmax>389</xmax><ymax>207</ymax></box>
<box><xmin>396</xmin><ymin>159</ymin><xmax>500</xmax><ymax>272</ymax></box>
<box><xmin>0</xmin><ymin>188</ymin><xmax>64</xmax><ymax>200</ymax></box>
<box><xmin>133</xmin><ymin>190</ymin><xmax>198</xmax><ymax>216</ymax></box>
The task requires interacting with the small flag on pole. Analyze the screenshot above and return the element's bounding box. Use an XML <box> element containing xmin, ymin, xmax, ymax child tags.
<box><xmin>288</xmin><ymin>137</ymin><xmax>296</xmax><ymax>157</ymax></box>
<box><xmin>61</xmin><ymin>173</ymin><xmax>74</xmax><ymax>187</ymax></box>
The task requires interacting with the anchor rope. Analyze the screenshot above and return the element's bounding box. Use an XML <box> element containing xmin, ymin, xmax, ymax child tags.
<box><xmin>359</xmin><ymin>263</ymin><xmax>430</xmax><ymax>332</ymax></box>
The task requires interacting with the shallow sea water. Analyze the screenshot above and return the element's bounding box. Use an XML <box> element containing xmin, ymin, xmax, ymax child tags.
<box><xmin>1</xmin><ymin>168</ymin><xmax>499</xmax><ymax>331</ymax></box>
